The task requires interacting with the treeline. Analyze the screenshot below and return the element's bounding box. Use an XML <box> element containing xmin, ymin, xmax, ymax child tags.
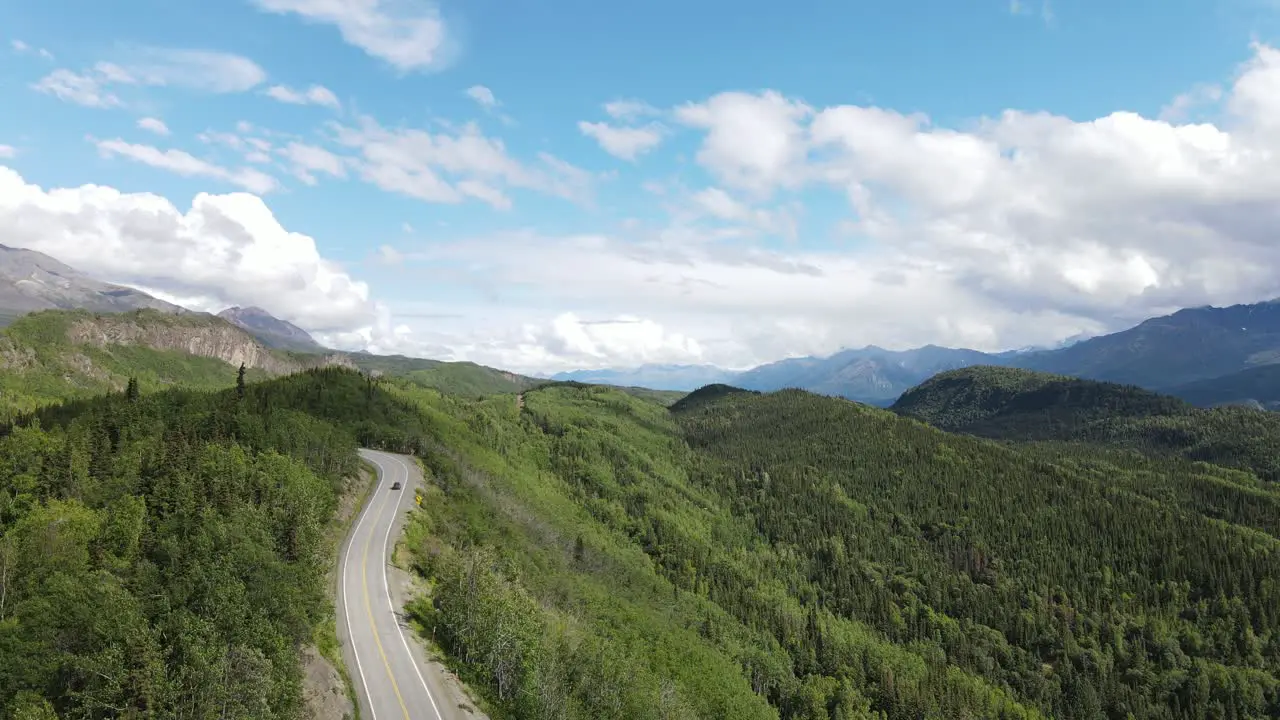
<box><xmin>0</xmin><ymin>367</ymin><xmax>413</xmax><ymax>718</ymax></box>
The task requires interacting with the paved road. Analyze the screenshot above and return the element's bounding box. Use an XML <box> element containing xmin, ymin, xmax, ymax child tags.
<box><xmin>338</xmin><ymin>449</ymin><xmax>473</xmax><ymax>720</ymax></box>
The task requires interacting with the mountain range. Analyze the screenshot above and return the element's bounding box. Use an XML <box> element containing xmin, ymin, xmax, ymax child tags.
<box><xmin>550</xmin><ymin>363</ymin><xmax>740</xmax><ymax>391</ymax></box>
<box><xmin>8</xmin><ymin>241</ymin><xmax>1280</xmax><ymax>410</ymax></box>
<box><xmin>573</xmin><ymin>301</ymin><xmax>1280</xmax><ymax>409</ymax></box>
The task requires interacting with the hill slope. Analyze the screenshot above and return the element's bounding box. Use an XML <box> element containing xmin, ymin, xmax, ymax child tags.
<box><xmin>894</xmin><ymin>365</ymin><xmax>1280</xmax><ymax>482</ymax></box>
<box><xmin>385</xmin><ymin>379</ymin><xmax>1280</xmax><ymax>719</ymax></box>
<box><xmin>892</xmin><ymin>365</ymin><xmax>1191</xmax><ymax>437</ymax></box>
<box><xmin>0</xmin><ymin>369</ymin><xmax>386</xmax><ymax>718</ymax></box>
<box><xmin>1164</xmin><ymin>364</ymin><xmax>1280</xmax><ymax>410</ymax></box>
<box><xmin>0</xmin><ymin>308</ymin><xmax>352</xmax><ymax>418</ymax></box>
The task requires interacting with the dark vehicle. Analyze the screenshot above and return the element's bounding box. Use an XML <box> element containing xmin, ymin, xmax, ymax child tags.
<box><xmin>391</xmin><ymin>481</ymin><xmax>402</xmax><ymax>490</ymax></box>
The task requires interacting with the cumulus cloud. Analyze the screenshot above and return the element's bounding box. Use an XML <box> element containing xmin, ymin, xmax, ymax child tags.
<box><xmin>330</xmin><ymin>114</ymin><xmax>594</xmax><ymax>208</ymax></box>
<box><xmin>366</xmin><ymin>42</ymin><xmax>1280</xmax><ymax>373</ymax></box>
<box><xmin>137</xmin><ymin>117</ymin><xmax>171</xmax><ymax>135</ymax></box>
<box><xmin>674</xmin><ymin>91</ymin><xmax>813</xmax><ymax>197</ymax></box>
<box><xmin>0</xmin><ymin>165</ymin><xmax>394</xmax><ymax>341</ymax></box>
<box><xmin>94</xmin><ymin>138</ymin><xmax>279</xmax><ymax>194</ymax></box>
<box><xmin>578</xmin><ymin>121</ymin><xmax>665</xmax><ymax>161</ymax></box>
<box><xmin>604</xmin><ymin>99</ymin><xmax>660</xmax><ymax>121</ymax></box>
<box><xmin>266</xmin><ymin>83</ymin><xmax>341</xmax><ymax>108</ymax></box>
<box><xmin>465</xmin><ymin>85</ymin><xmax>498</xmax><ymax>108</ymax></box>
<box><xmin>250</xmin><ymin>0</ymin><xmax>451</xmax><ymax>72</ymax></box>
<box><xmin>278</xmin><ymin>141</ymin><xmax>347</xmax><ymax>184</ymax></box>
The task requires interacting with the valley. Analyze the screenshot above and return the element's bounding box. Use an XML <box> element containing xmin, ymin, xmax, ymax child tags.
<box><xmin>1</xmin><ymin>257</ymin><xmax>1280</xmax><ymax>719</ymax></box>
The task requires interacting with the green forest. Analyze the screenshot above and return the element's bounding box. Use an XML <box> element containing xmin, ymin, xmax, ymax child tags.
<box><xmin>2</xmin><ymin>359</ymin><xmax>1279</xmax><ymax>719</ymax></box>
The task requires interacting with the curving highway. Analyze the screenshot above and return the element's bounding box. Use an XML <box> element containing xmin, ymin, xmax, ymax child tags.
<box><xmin>338</xmin><ymin>449</ymin><xmax>476</xmax><ymax>720</ymax></box>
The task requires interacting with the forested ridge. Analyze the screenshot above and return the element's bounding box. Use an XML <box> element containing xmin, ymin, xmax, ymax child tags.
<box><xmin>895</xmin><ymin>365</ymin><xmax>1280</xmax><ymax>482</ymax></box>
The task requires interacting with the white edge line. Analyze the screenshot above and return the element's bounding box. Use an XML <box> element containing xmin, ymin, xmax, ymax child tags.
<box><xmin>343</xmin><ymin>449</ymin><xmax>383</xmax><ymax>720</ymax></box>
<box><xmin>379</xmin><ymin>452</ymin><xmax>446</xmax><ymax>720</ymax></box>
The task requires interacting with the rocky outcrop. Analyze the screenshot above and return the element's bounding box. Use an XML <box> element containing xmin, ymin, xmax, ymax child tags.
<box><xmin>65</xmin><ymin>312</ymin><xmax>356</xmax><ymax>375</ymax></box>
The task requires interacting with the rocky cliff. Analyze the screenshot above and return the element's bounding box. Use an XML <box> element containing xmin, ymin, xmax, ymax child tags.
<box><xmin>63</xmin><ymin>310</ymin><xmax>355</xmax><ymax>375</ymax></box>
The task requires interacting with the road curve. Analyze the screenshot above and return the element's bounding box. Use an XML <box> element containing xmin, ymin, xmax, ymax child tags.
<box><xmin>338</xmin><ymin>448</ymin><xmax>468</xmax><ymax>720</ymax></box>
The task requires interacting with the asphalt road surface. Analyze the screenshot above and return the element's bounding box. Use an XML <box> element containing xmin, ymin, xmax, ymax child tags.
<box><xmin>338</xmin><ymin>449</ymin><xmax>475</xmax><ymax>720</ymax></box>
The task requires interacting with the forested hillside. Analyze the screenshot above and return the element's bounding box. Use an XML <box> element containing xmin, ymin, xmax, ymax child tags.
<box><xmin>1165</xmin><ymin>364</ymin><xmax>1280</xmax><ymax>410</ymax></box>
<box><xmin>5</xmin><ymin>360</ymin><xmax>1279</xmax><ymax>719</ymax></box>
<box><xmin>0</xmin><ymin>368</ymin><xmax>429</xmax><ymax>717</ymax></box>
<box><xmin>895</xmin><ymin>366</ymin><xmax>1280</xmax><ymax>482</ymax></box>
<box><xmin>386</xmin><ymin>380</ymin><xmax>1280</xmax><ymax>719</ymax></box>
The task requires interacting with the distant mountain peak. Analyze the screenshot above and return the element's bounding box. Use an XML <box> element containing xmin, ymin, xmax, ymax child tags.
<box><xmin>216</xmin><ymin>305</ymin><xmax>324</xmax><ymax>353</ymax></box>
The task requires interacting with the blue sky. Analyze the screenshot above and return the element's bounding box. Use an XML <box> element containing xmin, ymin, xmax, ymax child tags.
<box><xmin>2</xmin><ymin>0</ymin><xmax>1280</xmax><ymax>373</ymax></box>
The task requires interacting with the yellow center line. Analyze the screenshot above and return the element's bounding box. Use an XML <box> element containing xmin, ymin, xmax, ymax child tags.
<box><xmin>362</xmin><ymin>474</ymin><xmax>413</xmax><ymax>720</ymax></box>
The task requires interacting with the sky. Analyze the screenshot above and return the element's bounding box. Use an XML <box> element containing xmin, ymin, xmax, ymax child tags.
<box><xmin>2</xmin><ymin>0</ymin><xmax>1280</xmax><ymax>374</ymax></box>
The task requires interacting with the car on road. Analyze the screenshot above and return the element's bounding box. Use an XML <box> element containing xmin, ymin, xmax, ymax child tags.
<box><xmin>391</xmin><ymin>481</ymin><xmax>402</xmax><ymax>490</ymax></box>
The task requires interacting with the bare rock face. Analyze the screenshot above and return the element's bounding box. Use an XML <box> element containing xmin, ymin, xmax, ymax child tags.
<box><xmin>67</xmin><ymin>315</ymin><xmax>303</xmax><ymax>374</ymax></box>
<box><xmin>63</xmin><ymin>311</ymin><xmax>358</xmax><ymax>375</ymax></box>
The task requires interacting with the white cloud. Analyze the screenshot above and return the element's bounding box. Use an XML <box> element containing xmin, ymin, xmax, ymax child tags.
<box><xmin>278</xmin><ymin>141</ymin><xmax>347</xmax><ymax>184</ymax></box>
<box><xmin>578</xmin><ymin>121</ymin><xmax>665</xmax><ymax>161</ymax></box>
<box><xmin>266</xmin><ymin>83</ymin><xmax>341</xmax><ymax>108</ymax></box>
<box><xmin>465</xmin><ymin>85</ymin><xmax>498</xmax><ymax>108</ymax></box>
<box><xmin>363</xmin><ymin>42</ymin><xmax>1280</xmax><ymax>373</ymax></box>
<box><xmin>330</xmin><ymin>114</ymin><xmax>593</xmax><ymax>208</ymax></box>
<box><xmin>0</xmin><ymin>145</ymin><xmax>15</xmax><ymax>159</ymax></box>
<box><xmin>137</xmin><ymin>117</ymin><xmax>171</xmax><ymax>136</ymax></box>
<box><xmin>0</xmin><ymin>165</ymin><xmax>392</xmax><ymax>339</ymax></box>
<box><xmin>32</xmin><ymin>69</ymin><xmax>122</xmax><ymax>108</ymax></box>
<box><xmin>376</xmin><ymin>244</ymin><xmax>404</xmax><ymax>264</ymax></box>
<box><xmin>32</xmin><ymin>49</ymin><xmax>265</xmax><ymax>108</ymax></box>
<box><xmin>604</xmin><ymin>99</ymin><xmax>660</xmax><ymax>121</ymax></box>
<box><xmin>13</xmin><ymin>40</ymin><xmax>54</xmax><ymax>59</ymax></box>
<box><xmin>94</xmin><ymin>138</ymin><xmax>279</xmax><ymax>194</ymax></box>
<box><xmin>674</xmin><ymin>91</ymin><xmax>813</xmax><ymax>197</ymax></box>
<box><xmin>103</xmin><ymin>49</ymin><xmax>267</xmax><ymax>93</ymax></box>
<box><xmin>250</xmin><ymin>0</ymin><xmax>451</xmax><ymax>72</ymax></box>
<box><xmin>1159</xmin><ymin>83</ymin><xmax>1223</xmax><ymax>122</ymax></box>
